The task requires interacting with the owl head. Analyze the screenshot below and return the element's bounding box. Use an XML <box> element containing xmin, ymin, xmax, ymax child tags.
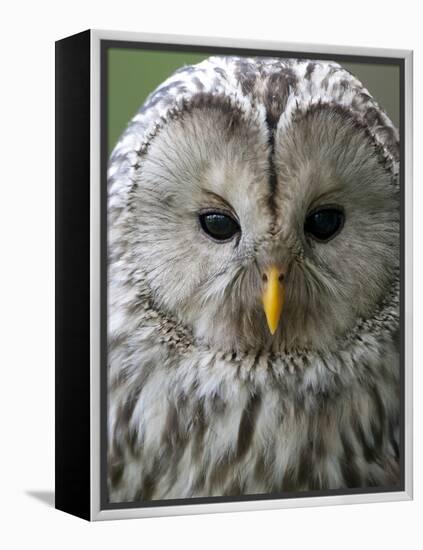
<box><xmin>108</xmin><ymin>56</ymin><xmax>400</xmax><ymax>355</ymax></box>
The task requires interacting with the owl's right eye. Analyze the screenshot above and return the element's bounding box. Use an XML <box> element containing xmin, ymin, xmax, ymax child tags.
<box><xmin>199</xmin><ymin>212</ymin><xmax>240</xmax><ymax>242</ymax></box>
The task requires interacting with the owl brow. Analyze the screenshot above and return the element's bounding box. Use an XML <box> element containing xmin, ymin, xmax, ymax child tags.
<box><xmin>201</xmin><ymin>190</ymin><xmax>238</xmax><ymax>215</ymax></box>
<box><xmin>307</xmin><ymin>192</ymin><xmax>345</xmax><ymax>213</ymax></box>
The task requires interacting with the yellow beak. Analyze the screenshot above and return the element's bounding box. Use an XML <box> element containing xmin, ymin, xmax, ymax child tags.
<box><xmin>261</xmin><ymin>266</ymin><xmax>285</xmax><ymax>335</ymax></box>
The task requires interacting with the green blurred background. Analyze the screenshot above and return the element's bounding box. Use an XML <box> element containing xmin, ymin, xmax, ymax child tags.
<box><xmin>107</xmin><ymin>47</ymin><xmax>400</xmax><ymax>155</ymax></box>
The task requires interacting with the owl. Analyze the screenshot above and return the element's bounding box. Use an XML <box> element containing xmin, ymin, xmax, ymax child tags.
<box><xmin>107</xmin><ymin>56</ymin><xmax>400</xmax><ymax>502</ymax></box>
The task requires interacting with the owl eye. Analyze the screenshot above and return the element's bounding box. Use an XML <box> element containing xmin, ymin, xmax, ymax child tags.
<box><xmin>199</xmin><ymin>212</ymin><xmax>240</xmax><ymax>242</ymax></box>
<box><xmin>304</xmin><ymin>207</ymin><xmax>345</xmax><ymax>242</ymax></box>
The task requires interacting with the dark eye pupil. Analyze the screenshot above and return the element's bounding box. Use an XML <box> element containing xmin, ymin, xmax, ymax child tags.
<box><xmin>199</xmin><ymin>212</ymin><xmax>240</xmax><ymax>241</ymax></box>
<box><xmin>304</xmin><ymin>208</ymin><xmax>344</xmax><ymax>242</ymax></box>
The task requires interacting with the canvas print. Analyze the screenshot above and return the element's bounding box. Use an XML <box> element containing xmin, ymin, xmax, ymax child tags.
<box><xmin>106</xmin><ymin>49</ymin><xmax>401</xmax><ymax>505</ymax></box>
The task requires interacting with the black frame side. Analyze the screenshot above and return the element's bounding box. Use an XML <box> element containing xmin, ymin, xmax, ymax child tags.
<box><xmin>55</xmin><ymin>29</ymin><xmax>91</xmax><ymax>521</ymax></box>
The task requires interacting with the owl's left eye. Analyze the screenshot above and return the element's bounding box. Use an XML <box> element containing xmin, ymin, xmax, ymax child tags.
<box><xmin>304</xmin><ymin>207</ymin><xmax>345</xmax><ymax>242</ymax></box>
<box><xmin>199</xmin><ymin>212</ymin><xmax>240</xmax><ymax>242</ymax></box>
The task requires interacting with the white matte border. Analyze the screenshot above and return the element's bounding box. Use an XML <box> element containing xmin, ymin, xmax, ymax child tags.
<box><xmin>90</xmin><ymin>29</ymin><xmax>413</xmax><ymax>521</ymax></box>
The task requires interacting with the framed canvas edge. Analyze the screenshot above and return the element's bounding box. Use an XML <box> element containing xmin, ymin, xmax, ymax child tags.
<box><xmin>89</xmin><ymin>29</ymin><xmax>413</xmax><ymax>521</ymax></box>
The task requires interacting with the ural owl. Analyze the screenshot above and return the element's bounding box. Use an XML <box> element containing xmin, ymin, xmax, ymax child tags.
<box><xmin>107</xmin><ymin>56</ymin><xmax>400</xmax><ymax>503</ymax></box>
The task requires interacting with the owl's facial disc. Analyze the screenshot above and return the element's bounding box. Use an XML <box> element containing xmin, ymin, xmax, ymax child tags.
<box><xmin>261</xmin><ymin>265</ymin><xmax>286</xmax><ymax>335</ymax></box>
<box><xmin>128</xmin><ymin>99</ymin><xmax>398</xmax><ymax>354</ymax></box>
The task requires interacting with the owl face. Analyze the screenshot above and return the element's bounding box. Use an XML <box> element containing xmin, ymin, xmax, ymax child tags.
<box><xmin>126</xmin><ymin>101</ymin><xmax>398</xmax><ymax>354</ymax></box>
<box><xmin>114</xmin><ymin>58</ymin><xmax>399</xmax><ymax>355</ymax></box>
